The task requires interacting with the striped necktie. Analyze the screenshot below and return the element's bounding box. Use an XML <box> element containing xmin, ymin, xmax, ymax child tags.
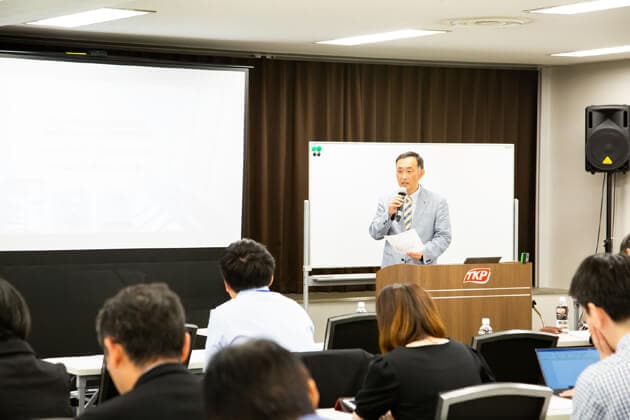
<box><xmin>403</xmin><ymin>196</ymin><xmax>413</xmax><ymax>230</ymax></box>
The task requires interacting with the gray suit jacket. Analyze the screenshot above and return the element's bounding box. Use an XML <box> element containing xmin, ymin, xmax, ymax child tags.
<box><xmin>369</xmin><ymin>187</ymin><xmax>452</xmax><ymax>267</ymax></box>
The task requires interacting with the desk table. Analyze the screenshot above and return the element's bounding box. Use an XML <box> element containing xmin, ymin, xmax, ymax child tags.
<box><xmin>555</xmin><ymin>330</ymin><xmax>591</xmax><ymax>347</ymax></box>
<box><xmin>546</xmin><ymin>395</ymin><xmax>572</xmax><ymax>419</ymax></box>
<box><xmin>316</xmin><ymin>408</ymin><xmax>352</xmax><ymax>419</ymax></box>
<box><xmin>44</xmin><ymin>349</ymin><xmax>205</xmax><ymax>415</ymax></box>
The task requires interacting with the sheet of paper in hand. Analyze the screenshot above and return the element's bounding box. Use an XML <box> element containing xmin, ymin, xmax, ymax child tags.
<box><xmin>385</xmin><ymin>230</ymin><xmax>424</xmax><ymax>254</ymax></box>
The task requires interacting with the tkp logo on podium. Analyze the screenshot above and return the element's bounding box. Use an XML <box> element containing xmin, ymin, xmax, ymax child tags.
<box><xmin>463</xmin><ymin>268</ymin><xmax>492</xmax><ymax>284</ymax></box>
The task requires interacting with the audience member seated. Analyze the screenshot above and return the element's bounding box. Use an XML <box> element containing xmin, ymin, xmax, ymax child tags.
<box><xmin>0</xmin><ymin>277</ymin><xmax>72</xmax><ymax>419</ymax></box>
<box><xmin>568</xmin><ymin>254</ymin><xmax>630</xmax><ymax>419</ymax></box>
<box><xmin>78</xmin><ymin>283</ymin><xmax>203</xmax><ymax>420</ymax></box>
<box><xmin>620</xmin><ymin>233</ymin><xmax>630</xmax><ymax>256</ymax></box>
<box><xmin>203</xmin><ymin>339</ymin><xmax>324</xmax><ymax>420</ymax></box>
<box><xmin>352</xmin><ymin>283</ymin><xmax>494</xmax><ymax>420</ymax></box>
<box><xmin>203</xmin><ymin>238</ymin><xmax>316</xmax><ymax>366</ymax></box>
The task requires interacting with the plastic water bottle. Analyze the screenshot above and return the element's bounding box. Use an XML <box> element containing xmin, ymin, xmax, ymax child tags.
<box><xmin>356</xmin><ymin>301</ymin><xmax>367</xmax><ymax>313</ymax></box>
<box><xmin>556</xmin><ymin>297</ymin><xmax>569</xmax><ymax>333</ymax></box>
<box><xmin>478</xmin><ymin>317</ymin><xmax>493</xmax><ymax>335</ymax></box>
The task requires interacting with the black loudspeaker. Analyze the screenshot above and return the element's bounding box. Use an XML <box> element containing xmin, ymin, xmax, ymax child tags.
<box><xmin>585</xmin><ymin>105</ymin><xmax>630</xmax><ymax>173</ymax></box>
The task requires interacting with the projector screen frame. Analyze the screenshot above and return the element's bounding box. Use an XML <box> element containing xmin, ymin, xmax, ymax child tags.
<box><xmin>0</xmin><ymin>50</ymin><xmax>251</xmax><ymax>261</ymax></box>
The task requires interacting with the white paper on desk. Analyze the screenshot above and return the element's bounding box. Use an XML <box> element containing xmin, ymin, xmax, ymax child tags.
<box><xmin>385</xmin><ymin>230</ymin><xmax>424</xmax><ymax>254</ymax></box>
<box><xmin>548</xmin><ymin>395</ymin><xmax>573</xmax><ymax>413</ymax></box>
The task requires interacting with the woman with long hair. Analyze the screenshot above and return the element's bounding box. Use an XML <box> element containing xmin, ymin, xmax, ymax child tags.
<box><xmin>352</xmin><ymin>283</ymin><xmax>493</xmax><ymax>420</ymax></box>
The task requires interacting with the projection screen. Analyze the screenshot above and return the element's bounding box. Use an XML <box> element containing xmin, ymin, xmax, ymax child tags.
<box><xmin>0</xmin><ymin>55</ymin><xmax>247</xmax><ymax>251</ymax></box>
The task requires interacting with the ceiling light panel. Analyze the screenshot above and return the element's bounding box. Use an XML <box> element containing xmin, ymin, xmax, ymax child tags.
<box><xmin>530</xmin><ymin>0</ymin><xmax>630</xmax><ymax>15</ymax></box>
<box><xmin>551</xmin><ymin>45</ymin><xmax>630</xmax><ymax>57</ymax></box>
<box><xmin>317</xmin><ymin>29</ymin><xmax>445</xmax><ymax>46</ymax></box>
<box><xmin>26</xmin><ymin>8</ymin><xmax>153</xmax><ymax>28</ymax></box>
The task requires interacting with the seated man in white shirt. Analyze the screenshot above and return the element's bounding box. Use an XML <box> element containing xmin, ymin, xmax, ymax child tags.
<box><xmin>203</xmin><ymin>238</ymin><xmax>316</xmax><ymax>368</ymax></box>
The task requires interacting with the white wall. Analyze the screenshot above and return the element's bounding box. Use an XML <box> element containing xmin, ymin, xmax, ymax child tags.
<box><xmin>539</xmin><ymin>60</ymin><xmax>630</xmax><ymax>289</ymax></box>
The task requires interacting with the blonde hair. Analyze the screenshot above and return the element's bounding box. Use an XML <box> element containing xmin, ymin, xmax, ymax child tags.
<box><xmin>376</xmin><ymin>283</ymin><xmax>446</xmax><ymax>353</ymax></box>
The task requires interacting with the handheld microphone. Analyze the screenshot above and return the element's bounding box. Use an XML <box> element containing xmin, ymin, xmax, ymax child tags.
<box><xmin>395</xmin><ymin>188</ymin><xmax>406</xmax><ymax>222</ymax></box>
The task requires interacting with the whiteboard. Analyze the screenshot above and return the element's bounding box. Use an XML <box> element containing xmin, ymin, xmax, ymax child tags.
<box><xmin>308</xmin><ymin>142</ymin><xmax>515</xmax><ymax>268</ymax></box>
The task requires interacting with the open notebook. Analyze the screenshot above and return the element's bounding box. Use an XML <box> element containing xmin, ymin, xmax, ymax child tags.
<box><xmin>535</xmin><ymin>346</ymin><xmax>600</xmax><ymax>393</ymax></box>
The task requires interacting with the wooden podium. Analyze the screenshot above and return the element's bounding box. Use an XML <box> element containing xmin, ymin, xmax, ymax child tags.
<box><xmin>376</xmin><ymin>263</ymin><xmax>532</xmax><ymax>344</ymax></box>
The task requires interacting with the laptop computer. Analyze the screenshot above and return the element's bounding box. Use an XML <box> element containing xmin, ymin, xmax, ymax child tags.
<box><xmin>463</xmin><ymin>256</ymin><xmax>501</xmax><ymax>264</ymax></box>
<box><xmin>535</xmin><ymin>346</ymin><xmax>600</xmax><ymax>394</ymax></box>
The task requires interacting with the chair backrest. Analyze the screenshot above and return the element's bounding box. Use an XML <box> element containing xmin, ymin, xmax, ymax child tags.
<box><xmin>296</xmin><ymin>348</ymin><xmax>373</xmax><ymax>408</ymax></box>
<box><xmin>323</xmin><ymin>312</ymin><xmax>379</xmax><ymax>355</ymax></box>
<box><xmin>98</xmin><ymin>356</ymin><xmax>119</xmax><ymax>404</ymax></box>
<box><xmin>471</xmin><ymin>330</ymin><xmax>558</xmax><ymax>384</ymax></box>
<box><xmin>435</xmin><ymin>382</ymin><xmax>552</xmax><ymax>420</ymax></box>
<box><xmin>98</xmin><ymin>323</ymin><xmax>199</xmax><ymax>404</ymax></box>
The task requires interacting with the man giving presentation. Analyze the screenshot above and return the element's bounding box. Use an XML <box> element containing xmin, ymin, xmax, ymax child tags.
<box><xmin>369</xmin><ymin>151</ymin><xmax>452</xmax><ymax>267</ymax></box>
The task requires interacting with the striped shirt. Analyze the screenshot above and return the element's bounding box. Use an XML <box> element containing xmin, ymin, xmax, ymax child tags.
<box><xmin>572</xmin><ymin>333</ymin><xmax>630</xmax><ymax>420</ymax></box>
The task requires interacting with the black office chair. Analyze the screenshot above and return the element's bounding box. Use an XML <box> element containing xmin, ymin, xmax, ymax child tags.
<box><xmin>97</xmin><ymin>356</ymin><xmax>119</xmax><ymax>404</ymax></box>
<box><xmin>435</xmin><ymin>382</ymin><xmax>553</xmax><ymax>420</ymax></box>
<box><xmin>297</xmin><ymin>348</ymin><xmax>373</xmax><ymax>408</ymax></box>
<box><xmin>183</xmin><ymin>323</ymin><xmax>198</xmax><ymax>367</ymax></box>
<box><xmin>97</xmin><ymin>323</ymin><xmax>199</xmax><ymax>404</ymax></box>
<box><xmin>471</xmin><ymin>330</ymin><xmax>558</xmax><ymax>384</ymax></box>
<box><xmin>323</xmin><ymin>312</ymin><xmax>379</xmax><ymax>355</ymax></box>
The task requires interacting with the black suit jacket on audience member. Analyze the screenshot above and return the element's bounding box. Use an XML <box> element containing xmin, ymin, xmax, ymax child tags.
<box><xmin>0</xmin><ymin>337</ymin><xmax>73</xmax><ymax>420</ymax></box>
<box><xmin>78</xmin><ymin>362</ymin><xmax>204</xmax><ymax>420</ymax></box>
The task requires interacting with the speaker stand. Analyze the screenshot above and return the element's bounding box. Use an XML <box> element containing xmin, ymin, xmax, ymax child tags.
<box><xmin>604</xmin><ymin>172</ymin><xmax>614</xmax><ymax>254</ymax></box>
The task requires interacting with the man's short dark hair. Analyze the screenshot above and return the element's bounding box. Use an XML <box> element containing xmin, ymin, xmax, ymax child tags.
<box><xmin>395</xmin><ymin>151</ymin><xmax>424</xmax><ymax>169</ymax></box>
<box><xmin>620</xmin><ymin>233</ymin><xmax>630</xmax><ymax>255</ymax></box>
<box><xmin>570</xmin><ymin>254</ymin><xmax>630</xmax><ymax>322</ymax></box>
<box><xmin>220</xmin><ymin>239</ymin><xmax>275</xmax><ymax>292</ymax></box>
<box><xmin>0</xmin><ymin>278</ymin><xmax>31</xmax><ymax>341</ymax></box>
<box><xmin>203</xmin><ymin>339</ymin><xmax>314</xmax><ymax>420</ymax></box>
<box><xmin>96</xmin><ymin>283</ymin><xmax>186</xmax><ymax>366</ymax></box>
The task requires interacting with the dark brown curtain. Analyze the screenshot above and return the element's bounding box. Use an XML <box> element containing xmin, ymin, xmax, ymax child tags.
<box><xmin>244</xmin><ymin>59</ymin><xmax>538</xmax><ymax>292</ymax></box>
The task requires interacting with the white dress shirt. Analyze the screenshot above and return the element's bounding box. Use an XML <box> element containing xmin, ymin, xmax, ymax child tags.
<box><xmin>203</xmin><ymin>286</ymin><xmax>316</xmax><ymax>369</ymax></box>
<box><xmin>406</xmin><ymin>186</ymin><xmax>420</xmax><ymax>216</ymax></box>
